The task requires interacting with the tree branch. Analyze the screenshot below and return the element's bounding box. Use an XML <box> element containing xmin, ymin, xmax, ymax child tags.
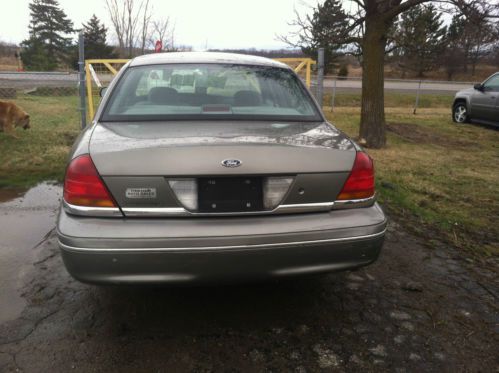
<box><xmin>350</xmin><ymin>0</ymin><xmax>366</xmax><ymax>10</ymax></box>
<box><xmin>382</xmin><ymin>0</ymin><xmax>432</xmax><ymax>21</ymax></box>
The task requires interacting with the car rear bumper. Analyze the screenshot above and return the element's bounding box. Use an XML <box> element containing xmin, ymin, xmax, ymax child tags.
<box><xmin>57</xmin><ymin>203</ymin><xmax>387</xmax><ymax>284</ymax></box>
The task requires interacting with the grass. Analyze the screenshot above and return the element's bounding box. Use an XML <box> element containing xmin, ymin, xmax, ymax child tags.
<box><xmin>325</xmin><ymin>104</ymin><xmax>499</xmax><ymax>257</ymax></box>
<box><xmin>0</xmin><ymin>95</ymin><xmax>80</xmax><ymax>187</ymax></box>
<box><xmin>0</xmin><ymin>92</ymin><xmax>497</xmax><ymax>256</ymax></box>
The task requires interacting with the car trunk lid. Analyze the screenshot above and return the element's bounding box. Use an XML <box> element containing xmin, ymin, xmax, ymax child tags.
<box><xmin>89</xmin><ymin>121</ymin><xmax>357</xmax><ymax>214</ymax></box>
<box><xmin>89</xmin><ymin>121</ymin><xmax>356</xmax><ymax>176</ymax></box>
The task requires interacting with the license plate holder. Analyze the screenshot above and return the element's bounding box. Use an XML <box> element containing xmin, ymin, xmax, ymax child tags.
<box><xmin>198</xmin><ymin>177</ymin><xmax>263</xmax><ymax>213</ymax></box>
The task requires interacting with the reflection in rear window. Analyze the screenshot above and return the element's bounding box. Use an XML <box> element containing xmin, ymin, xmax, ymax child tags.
<box><xmin>101</xmin><ymin>64</ymin><xmax>321</xmax><ymax>122</ymax></box>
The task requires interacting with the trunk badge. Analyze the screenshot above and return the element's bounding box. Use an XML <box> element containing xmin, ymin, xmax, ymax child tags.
<box><xmin>221</xmin><ymin>159</ymin><xmax>242</xmax><ymax>168</ymax></box>
<box><xmin>126</xmin><ymin>188</ymin><xmax>157</xmax><ymax>199</ymax></box>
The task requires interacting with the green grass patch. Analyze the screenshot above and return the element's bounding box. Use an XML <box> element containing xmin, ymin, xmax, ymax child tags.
<box><xmin>326</xmin><ymin>107</ymin><xmax>499</xmax><ymax>257</ymax></box>
<box><xmin>0</xmin><ymin>95</ymin><xmax>80</xmax><ymax>188</ymax></box>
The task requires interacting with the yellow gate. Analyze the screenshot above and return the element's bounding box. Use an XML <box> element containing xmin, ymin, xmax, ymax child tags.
<box><xmin>85</xmin><ymin>59</ymin><xmax>129</xmax><ymax>121</ymax></box>
<box><xmin>273</xmin><ymin>58</ymin><xmax>316</xmax><ymax>88</ymax></box>
<box><xmin>85</xmin><ymin>57</ymin><xmax>315</xmax><ymax>121</ymax></box>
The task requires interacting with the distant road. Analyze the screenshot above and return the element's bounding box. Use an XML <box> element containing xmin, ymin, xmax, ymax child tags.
<box><xmin>0</xmin><ymin>71</ymin><xmax>78</xmax><ymax>88</ymax></box>
<box><xmin>0</xmin><ymin>71</ymin><xmax>473</xmax><ymax>95</ymax></box>
<box><xmin>319</xmin><ymin>78</ymin><xmax>472</xmax><ymax>95</ymax></box>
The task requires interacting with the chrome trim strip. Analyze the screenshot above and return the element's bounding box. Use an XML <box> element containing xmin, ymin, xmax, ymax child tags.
<box><xmin>64</xmin><ymin>197</ymin><xmax>375</xmax><ymax>218</ymax></box>
<box><xmin>58</xmin><ymin>228</ymin><xmax>386</xmax><ymax>253</ymax></box>
<box><xmin>120</xmin><ymin>197</ymin><xmax>374</xmax><ymax>217</ymax></box>
<box><xmin>274</xmin><ymin>202</ymin><xmax>335</xmax><ymax>213</ymax></box>
<box><xmin>122</xmin><ymin>207</ymin><xmax>187</xmax><ymax>217</ymax></box>
<box><xmin>332</xmin><ymin>196</ymin><xmax>376</xmax><ymax>210</ymax></box>
<box><xmin>122</xmin><ymin>202</ymin><xmax>335</xmax><ymax>217</ymax></box>
<box><xmin>63</xmin><ymin>200</ymin><xmax>123</xmax><ymax>217</ymax></box>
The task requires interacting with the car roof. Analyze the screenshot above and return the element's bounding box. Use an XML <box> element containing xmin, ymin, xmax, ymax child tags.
<box><xmin>129</xmin><ymin>52</ymin><xmax>291</xmax><ymax>69</ymax></box>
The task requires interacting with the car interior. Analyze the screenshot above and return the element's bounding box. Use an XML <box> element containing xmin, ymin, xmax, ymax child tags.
<box><xmin>147</xmin><ymin>87</ymin><xmax>264</xmax><ymax>107</ymax></box>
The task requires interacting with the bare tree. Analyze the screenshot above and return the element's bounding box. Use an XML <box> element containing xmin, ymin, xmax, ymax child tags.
<box><xmin>149</xmin><ymin>18</ymin><xmax>176</xmax><ymax>51</ymax></box>
<box><xmin>139</xmin><ymin>0</ymin><xmax>152</xmax><ymax>54</ymax></box>
<box><xmin>441</xmin><ymin>14</ymin><xmax>466</xmax><ymax>79</ymax></box>
<box><xmin>105</xmin><ymin>0</ymin><xmax>126</xmax><ymax>55</ymax></box>
<box><xmin>105</xmin><ymin>0</ymin><xmax>153</xmax><ymax>58</ymax></box>
<box><xmin>461</xmin><ymin>3</ymin><xmax>497</xmax><ymax>75</ymax></box>
<box><xmin>282</xmin><ymin>0</ymin><xmax>498</xmax><ymax>148</ymax></box>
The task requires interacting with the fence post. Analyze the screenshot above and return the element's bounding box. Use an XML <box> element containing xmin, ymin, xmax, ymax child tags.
<box><xmin>413</xmin><ymin>79</ymin><xmax>422</xmax><ymax>115</ymax></box>
<box><xmin>317</xmin><ymin>48</ymin><xmax>324</xmax><ymax>108</ymax></box>
<box><xmin>78</xmin><ymin>32</ymin><xmax>86</xmax><ymax>129</ymax></box>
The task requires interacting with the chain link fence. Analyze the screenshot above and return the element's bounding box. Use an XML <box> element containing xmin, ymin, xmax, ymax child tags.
<box><xmin>0</xmin><ymin>71</ymin><xmax>79</xmax><ymax>98</ymax></box>
<box><xmin>310</xmin><ymin>75</ymin><xmax>471</xmax><ymax>113</ymax></box>
<box><xmin>0</xmin><ymin>71</ymin><xmax>81</xmax><ymax>136</ymax></box>
<box><xmin>0</xmin><ymin>70</ymin><xmax>80</xmax><ymax>119</ymax></box>
<box><xmin>0</xmin><ymin>59</ymin><xmax>473</xmax><ymax>136</ymax></box>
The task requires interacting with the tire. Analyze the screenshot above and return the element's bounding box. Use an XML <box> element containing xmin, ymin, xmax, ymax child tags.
<box><xmin>453</xmin><ymin>102</ymin><xmax>469</xmax><ymax>123</ymax></box>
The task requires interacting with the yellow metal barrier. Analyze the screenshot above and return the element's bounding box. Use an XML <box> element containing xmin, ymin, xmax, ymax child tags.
<box><xmin>85</xmin><ymin>57</ymin><xmax>315</xmax><ymax>121</ymax></box>
<box><xmin>85</xmin><ymin>59</ymin><xmax>129</xmax><ymax>121</ymax></box>
<box><xmin>273</xmin><ymin>58</ymin><xmax>316</xmax><ymax>88</ymax></box>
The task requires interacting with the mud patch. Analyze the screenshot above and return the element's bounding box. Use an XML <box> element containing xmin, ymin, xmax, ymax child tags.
<box><xmin>0</xmin><ymin>219</ymin><xmax>497</xmax><ymax>372</ymax></box>
<box><xmin>0</xmin><ymin>188</ymin><xmax>26</xmax><ymax>203</ymax></box>
<box><xmin>387</xmin><ymin>122</ymin><xmax>474</xmax><ymax>147</ymax></box>
<box><xmin>0</xmin><ymin>182</ymin><xmax>61</xmax><ymax>324</ymax></box>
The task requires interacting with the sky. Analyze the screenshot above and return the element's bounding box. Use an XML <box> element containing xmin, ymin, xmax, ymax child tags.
<box><xmin>0</xmin><ymin>0</ymin><xmax>318</xmax><ymax>50</ymax></box>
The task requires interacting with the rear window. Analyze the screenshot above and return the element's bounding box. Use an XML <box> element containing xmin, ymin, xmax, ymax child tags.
<box><xmin>101</xmin><ymin>64</ymin><xmax>321</xmax><ymax>122</ymax></box>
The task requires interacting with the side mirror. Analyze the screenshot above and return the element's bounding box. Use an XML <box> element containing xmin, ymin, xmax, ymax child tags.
<box><xmin>473</xmin><ymin>83</ymin><xmax>483</xmax><ymax>91</ymax></box>
<box><xmin>99</xmin><ymin>87</ymin><xmax>108</xmax><ymax>98</ymax></box>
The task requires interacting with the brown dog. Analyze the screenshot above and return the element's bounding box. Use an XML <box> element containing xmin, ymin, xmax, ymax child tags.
<box><xmin>0</xmin><ymin>101</ymin><xmax>30</xmax><ymax>138</ymax></box>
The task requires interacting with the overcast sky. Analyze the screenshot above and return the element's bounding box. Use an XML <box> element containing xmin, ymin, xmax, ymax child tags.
<box><xmin>0</xmin><ymin>0</ymin><xmax>318</xmax><ymax>50</ymax></box>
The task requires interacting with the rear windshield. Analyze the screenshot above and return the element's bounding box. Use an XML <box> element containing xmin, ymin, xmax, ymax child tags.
<box><xmin>101</xmin><ymin>64</ymin><xmax>321</xmax><ymax>122</ymax></box>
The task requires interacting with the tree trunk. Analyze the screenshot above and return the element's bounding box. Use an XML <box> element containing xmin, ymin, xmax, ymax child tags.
<box><xmin>471</xmin><ymin>54</ymin><xmax>477</xmax><ymax>76</ymax></box>
<box><xmin>463</xmin><ymin>46</ymin><xmax>469</xmax><ymax>73</ymax></box>
<box><xmin>359</xmin><ymin>17</ymin><xmax>388</xmax><ymax>148</ymax></box>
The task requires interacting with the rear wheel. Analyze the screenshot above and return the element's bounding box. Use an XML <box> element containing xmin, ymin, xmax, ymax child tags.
<box><xmin>453</xmin><ymin>102</ymin><xmax>469</xmax><ymax>123</ymax></box>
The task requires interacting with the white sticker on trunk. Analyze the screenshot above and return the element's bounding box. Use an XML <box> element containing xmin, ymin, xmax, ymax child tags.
<box><xmin>125</xmin><ymin>188</ymin><xmax>157</xmax><ymax>199</ymax></box>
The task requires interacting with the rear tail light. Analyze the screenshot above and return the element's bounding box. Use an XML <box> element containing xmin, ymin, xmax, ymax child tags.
<box><xmin>337</xmin><ymin>151</ymin><xmax>375</xmax><ymax>200</ymax></box>
<box><xmin>63</xmin><ymin>154</ymin><xmax>117</xmax><ymax>208</ymax></box>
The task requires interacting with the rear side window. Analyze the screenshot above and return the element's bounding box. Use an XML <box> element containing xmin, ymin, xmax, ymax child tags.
<box><xmin>102</xmin><ymin>64</ymin><xmax>321</xmax><ymax>122</ymax></box>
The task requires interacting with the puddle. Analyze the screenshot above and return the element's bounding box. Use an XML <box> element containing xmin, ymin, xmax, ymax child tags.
<box><xmin>0</xmin><ymin>182</ymin><xmax>61</xmax><ymax>324</ymax></box>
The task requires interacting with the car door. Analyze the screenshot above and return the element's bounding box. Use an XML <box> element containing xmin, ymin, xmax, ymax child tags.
<box><xmin>470</xmin><ymin>74</ymin><xmax>499</xmax><ymax>122</ymax></box>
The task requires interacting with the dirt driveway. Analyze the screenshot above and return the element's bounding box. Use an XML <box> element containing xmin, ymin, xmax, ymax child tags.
<box><xmin>0</xmin><ymin>185</ymin><xmax>497</xmax><ymax>372</ymax></box>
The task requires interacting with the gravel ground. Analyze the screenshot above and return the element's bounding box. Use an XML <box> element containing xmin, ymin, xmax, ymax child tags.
<box><xmin>0</xmin><ymin>214</ymin><xmax>497</xmax><ymax>372</ymax></box>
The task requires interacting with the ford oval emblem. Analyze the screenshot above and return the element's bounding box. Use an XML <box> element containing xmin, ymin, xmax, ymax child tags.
<box><xmin>222</xmin><ymin>159</ymin><xmax>242</xmax><ymax>168</ymax></box>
